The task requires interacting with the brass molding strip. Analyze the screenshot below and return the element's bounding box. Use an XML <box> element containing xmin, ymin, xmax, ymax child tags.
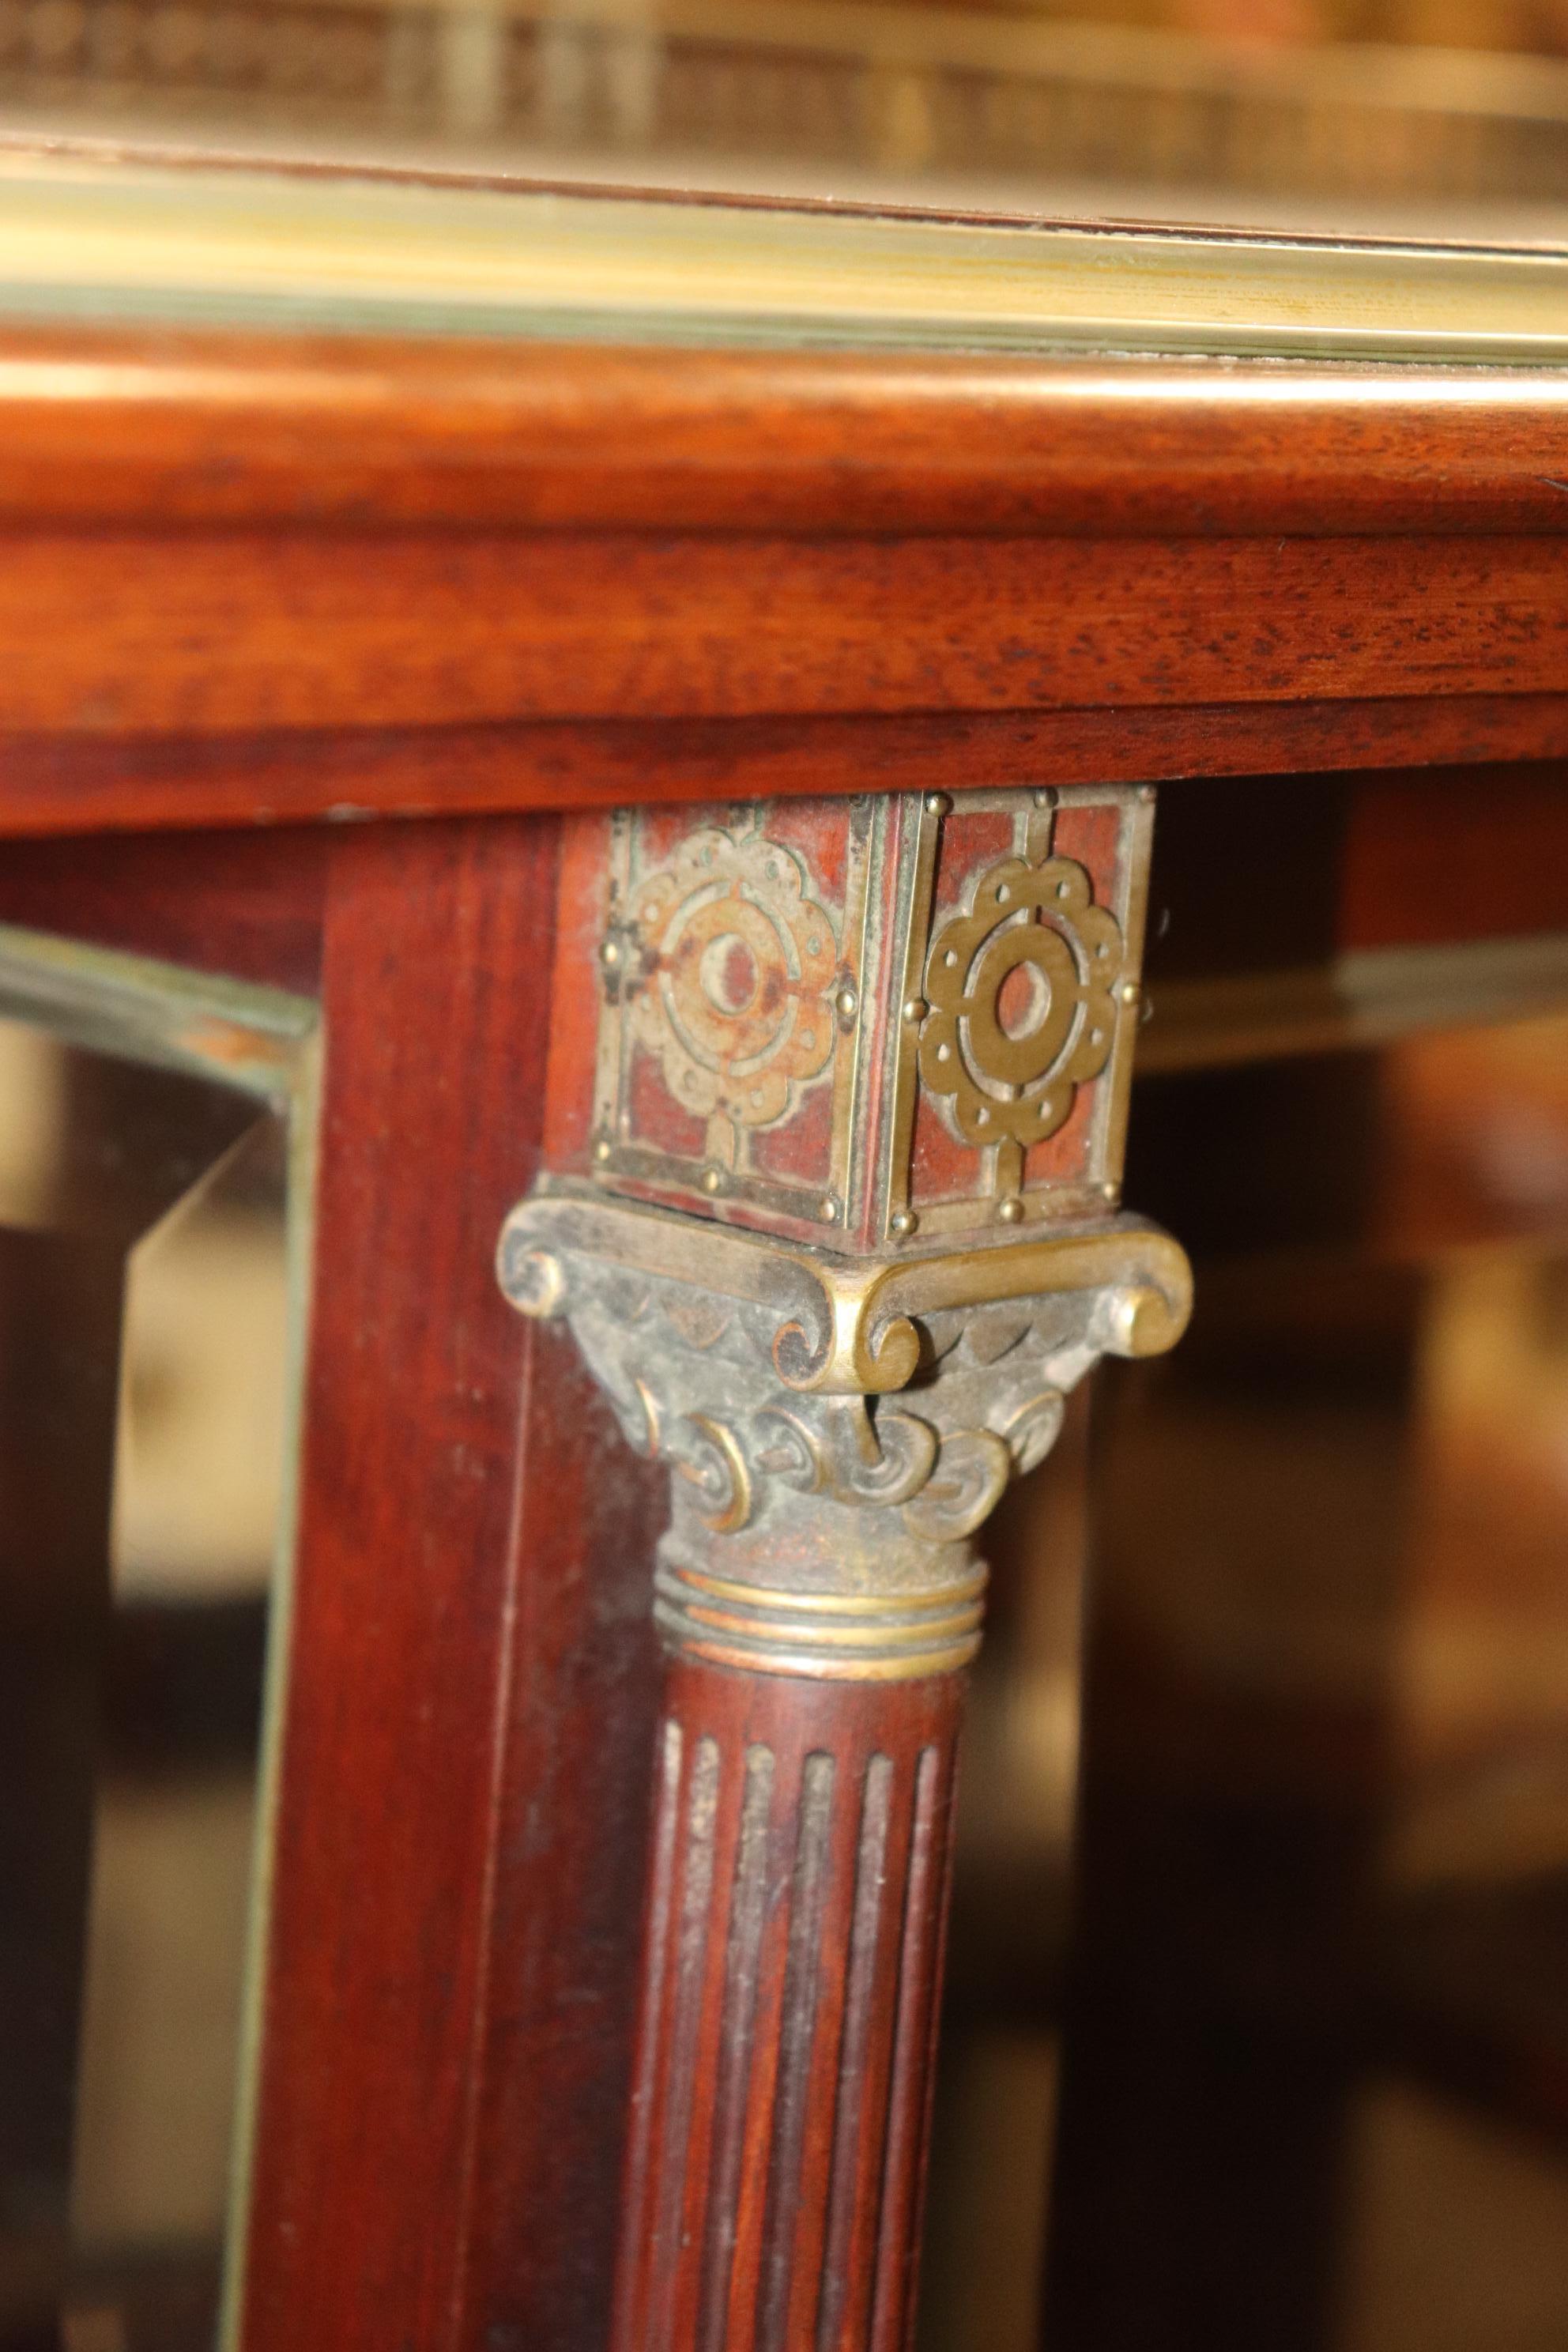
<box><xmin>506</xmin><ymin>1182</ymin><xmax>1193</xmax><ymax>1393</ymax></box>
<box><xmin>675</xmin><ymin>1563</ymin><xmax>988</xmax><ymax>1616</ymax></box>
<box><xmin>1</xmin><ymin>151</ymin><xmax>1566</xmax><ymax>361</ymax></box>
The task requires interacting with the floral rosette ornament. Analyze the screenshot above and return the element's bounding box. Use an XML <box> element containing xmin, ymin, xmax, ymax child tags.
<box><xmin>918</xmin><ymin>850</ymin><xmax>1125</xmax><ymax>1155</ymax></box>
<box><xmin>626</xmin><ymin>825</ymin><xmax>839</xmax><ymax>1136</ymax></box>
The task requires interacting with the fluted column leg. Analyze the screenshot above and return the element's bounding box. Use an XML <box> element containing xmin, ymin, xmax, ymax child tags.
<box><xmin>500</xmin><ymin>1194</ymin><xmax>1189</xmax><ymax>2352</ymax></box>
<box><xmin>613</xmin><ymin>1663</ymin><xmax>960</xmax><ymax>2352</ymax></box>
<box><xmin>497</xmin><ymin>779</ymin><xmax>1188</xmax><ymax>2350</ymax></box>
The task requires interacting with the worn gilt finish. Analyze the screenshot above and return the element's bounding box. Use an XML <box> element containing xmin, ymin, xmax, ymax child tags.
<box><xmin>498</xmin><ymin>779</ymin><xmax>1188</xmax><ymax>2349</ymax></box>
<box><xmin>502</xmin><ymin>782</ymin><xmax>1185</xmax><ymax>1675</ymax></box>
<box><xmin>614</xmin><ymin>821</ymin><xmax>843</xmax><ymax>1159</ymax></box>
<box><xmin>556</xmin><ymin>784</ymin><xmax>1154</xmax><ymax>1247</ymax></box>
<box><xmin>499</xmin><ymin>1189</ymin><xmax>1188</xmax><ymax>1677</ymax></box>
<box><xmin>590</xmin><ymin>801</ymin><xmax>873</xmax><ymax>1231</ymax></box>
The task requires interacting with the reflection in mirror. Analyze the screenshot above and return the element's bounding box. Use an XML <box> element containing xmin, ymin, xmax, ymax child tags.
<box><xmin>9</xmin><ymin>2</ymin><xmax>1568</xmax><ymax>240</ymax></box>
<box><xmin>921</xmin><ymin>998</ymin><xmax>1568</xmax><ymax>2352</ymax></box>
<box><xmin>0</xmin><ymin>955</ymin><xmax>312</xmax><ymax>2352</ymax></box>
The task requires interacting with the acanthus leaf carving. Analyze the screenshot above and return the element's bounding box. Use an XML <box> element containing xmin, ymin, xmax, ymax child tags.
<box><xmin>498</xmin><ymin>1185</ymin><xmax>1189</xmax><ymax>1678</ymax></box>
<box><xmin>506</xmin><ymin>783</ymin><xmax>1182</xmax><ymax>1681</ymax></box>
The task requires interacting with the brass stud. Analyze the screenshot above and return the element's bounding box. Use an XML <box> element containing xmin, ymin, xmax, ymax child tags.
<box><xmin>1101</xmin><ymin>1180</ymin><xmax>1121</xmax><ymax>1204</ymax></box>
<box><xmin>997</xmin><ymin>1197</ymin><xmax>1023</xmax><ymax>1225</ymax></box>
<box><xmin>903</xmin><ymin>997</ymin><xmax>927</xmax><ymax>1025</ymax></box>
<box><xmin>890</xmin><ymin>1209</ymin><xmax>918</xmax><ymax>1238</ymax></box>
<box><xmin>592</xmin><ymin>1137</ymin><xmax>612</xmax><ymax>1164</ymax></box>
<box><xmin>925</xmin><ymin>792</ymin><xmax>951</xmax><ymax>816</ymax></box>
<box><xmin>835</xmin><ymin>986</ymin><xmax>858</xmax><ymax>1020</ymax></box>
<box><xmin>820</xmin><ymin>1197</ymin><xmax>839</xmax><ymax>1223</ymax></box>
<box><xmin>702</xmin><ymin>1168</ymin><xmax>722</xmax><ymax>1194</ymax></box>
<box><xmin>599</xmin><ymin>938</ymin><xmax>620</xmax><ymax>967</ymax></box>
<box><xmin>1137</xmin><ymin>783</ymin><xmax>1157</xmax><ymax>805</ymax></box>
<box><xmin>1119</xmin><ymin>981</ymin><xmax>1141</xmax><ymax>1006</ymax></box>
<box><xmin>1033</xmin><ymin>787</ymin><xmax>1057</xmax><ymax>808</ymax></box>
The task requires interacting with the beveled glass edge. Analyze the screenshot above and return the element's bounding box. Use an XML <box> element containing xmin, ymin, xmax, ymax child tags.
<box><xmin>0</xmin><ymin>920</ymin><xmax>315</xmax><ymax>1102</ymax></box>
<box><xmin>1139</xmin><ymin>928</ymin><xmax>1568</xmax><ymax>1075</ymax></box>
<box><xmin>217</xmin><ymin>1027</ymin><xmax>320</xmax><ymax>2352</ymax></box>
<box><xmin>0</xmin><ymin>920</ymin><xmax>321</xmax><ymax>2352</ymax></box>
<box><xmin>0</xmin><ymin>146</ymin><xmax>1566</xmax><ymax>364</ymax></box>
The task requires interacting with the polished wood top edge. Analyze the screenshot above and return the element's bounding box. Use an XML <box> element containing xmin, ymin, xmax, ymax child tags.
<box><xmin>1</xmin><ymin>328</ymin><xmax>1566</xmax><ymax>533</ymax></box>
<box><xmin>1</xmin><ymin>699</ymin><xmax>1564</xmax><ymax>839</ymax></box>
<box><xmin>2</xmin><ymin>149</ymin><xmax>1566</xmax><ymax>365</ymax></box>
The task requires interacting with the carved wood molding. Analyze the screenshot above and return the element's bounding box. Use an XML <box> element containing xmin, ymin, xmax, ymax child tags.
<box><xmin>6</xmin><ymin>330</ymin><xmax>1567</xmax><ymax>537</ymax></box>
<box><xmin>611</xmin><ymin>1663</ymin><xmax>963</xmax><ymax>2352</ymax></box>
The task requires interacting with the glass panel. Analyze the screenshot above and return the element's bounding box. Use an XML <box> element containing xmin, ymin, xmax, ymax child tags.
<box><xmin>922</xmin><ymin>1001</ymin><xmax>1568</xmax><ymax>2352</ymax></box>
<box><xmin>4</xmin><ymin>0</ymin><xmax>1568</xmax><ymax>241</ymax></box>
<box><xmin>0</xmin><ymin>942</ymin><xmax>314</xmax><ymax>2352</ymax></box>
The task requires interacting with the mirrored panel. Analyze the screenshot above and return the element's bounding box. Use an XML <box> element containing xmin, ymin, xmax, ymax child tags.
<box><xmin>0</xmin><ymin>932</ymin><xmax>315</xmax><ymax>2352</ymax></box>
<box><xmin>6</xmin><ymin>0</ymin><xmax>1568</xmax><ymax>243</ymax></box>
<box><xmin>922</xmin><ymin>989</ymin><xmax>1568</xmax><ymax>2352</ymax></box>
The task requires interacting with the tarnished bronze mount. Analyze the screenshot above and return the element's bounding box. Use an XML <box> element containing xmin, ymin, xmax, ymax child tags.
<box><xmin>497</xmin><ymin>1185</ymin><xmax>1190</xmax><ymax>1680</ymax></box>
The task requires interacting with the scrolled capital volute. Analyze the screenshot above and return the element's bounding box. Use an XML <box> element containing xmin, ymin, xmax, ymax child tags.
<box><xmin>499</xmin><ymin>781</ymin><xmax>1187</xmax><ymax>1681</ymax></box>
<box><xmin>497</xmin><ymin>1187</ymin><xmax>1189</xmax><ymax>1679</ymax></box>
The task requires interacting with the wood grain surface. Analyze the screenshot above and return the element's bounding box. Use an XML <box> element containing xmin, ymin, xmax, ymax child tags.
<box><xmin>1</xmin><ymin>326</ymin><xmax>1566</xmax><ymax>830</ymax></box>
<box><xmin>0</xmin><ymin>825</ymin><xmax>326</xmax><ymax>986</ymax></box>
<box><xmin>239</xmin><ymin>816</ymin><xmax>665</xmax><ymax>2351</ymax></box>
<box><xmin>1</xmin><ymin>332</ymin><xmax>1566</xmax><ymax>537</ymax></box>
<box><xmin>454</xmin><ymin>1332</ymin><xmax>666</xmax><ymax>2352</ymax></box>
<box><xmin>2</xmin><ymin>530</ymin><xmax>1566</xmax><ymax>740</ymax></box>
<box><xmin>2</xmin><ymin>307</ymin><xmax>1560</xmax><ymax>2352</ymax></box>
<box><xmin>610</xmin><ymin>1660</ymin><xmax>963</xmax><ymax>2352</ymax></box>
<box><xmin>2</xmin><ymin>701</ymin><xmax>1567</xmax><ymax>839</ymax></box>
